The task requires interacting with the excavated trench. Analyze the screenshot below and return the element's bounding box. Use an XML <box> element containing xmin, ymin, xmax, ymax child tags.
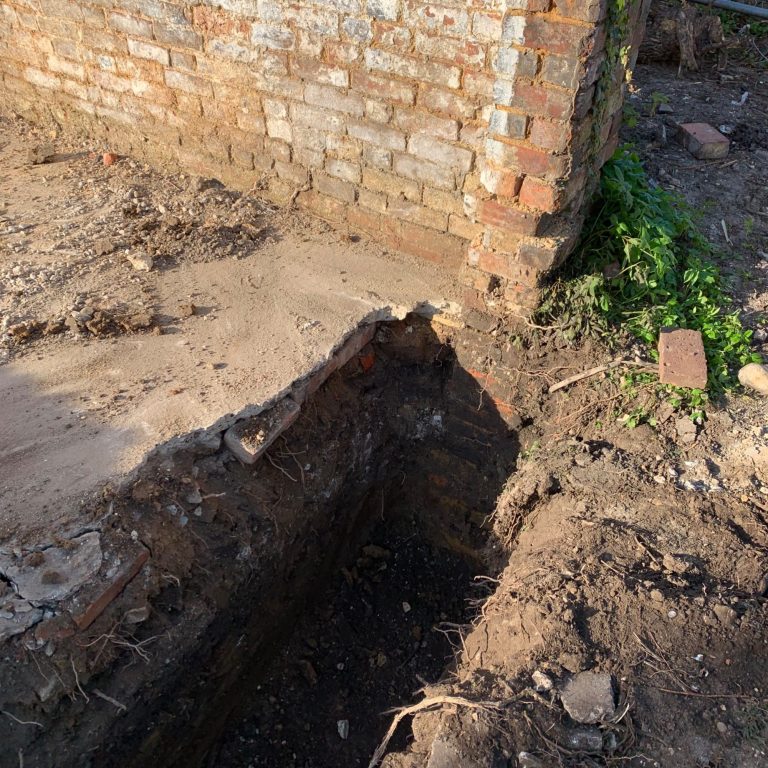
<box><xmin>4</xmin><ymin>316</ymin><xmax>521</xmax><ymax>768</ymax></box>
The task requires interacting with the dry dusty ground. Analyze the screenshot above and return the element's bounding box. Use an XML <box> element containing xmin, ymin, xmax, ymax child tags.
<box><xmin>0</xmin><ymin>53</ymin><xmax>767</xmax><ymax>768</ymax></box>
<box><xmin>0</xmin><ymin>117</ymin><xmax>458</xmax><ymax>540</ymax></box>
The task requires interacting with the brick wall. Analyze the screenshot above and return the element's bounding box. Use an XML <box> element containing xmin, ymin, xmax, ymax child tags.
<box><xmin>0</xmin><ymin>0</ymin><xmax>649</xmax><ymax>310</ymax></box>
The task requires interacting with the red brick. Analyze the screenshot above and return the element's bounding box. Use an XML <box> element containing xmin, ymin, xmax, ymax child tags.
<box><xmin>678</xmin><ymin>123</ymin><xmax>729</xmax><ymax>160</ymax></box>
<box><xmin>351</xmin><ymin>70</ymin><xmax>416</xmax><ymax>106</ymax></box>
<box><xmin>518</xmin><ymin>176</ymin><xmax>560</xmax><ymax>212</ymax></box>
<box><xmin>512</xmin><ymin>82</ymin><xmax>574</xmax><ymax>120</ymax></box>
<box><xmin>477</xmin><ymin>199</ymin><xmax>545</xmax><ymax>236</ymax></box>
<box><xmin>298</xmin><ymin>190</ymin><xmax>349</xmax><ymax>222</ymax></box>
<box><xmin>528</xmin><ymin>118</ymin><xmax>571</xmax><ymax>152</ymax></box>
<box><xmin>74</xmin><ymin>547</ymin><xmax>150</xmax><ymax>630</ymax></box>
<box><xmin>523</xmin><ymin>16</ymin><xmax>596</xmax><ymax>57</ymax></box>
<box><xmin>516</xmin><ymin>145</ymin><xmax>567</xmax><ymax>179</ymax></box>
<box><xmin>658</xmin><ymin>328</ymin><xmax>707</xmax><ymax>389</ymax></box>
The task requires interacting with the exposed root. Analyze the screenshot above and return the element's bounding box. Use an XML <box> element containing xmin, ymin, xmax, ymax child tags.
<box><xmin>367</xmin><ymin>696</ymin><xmax>503</xmax><ymax>768</ymax></box>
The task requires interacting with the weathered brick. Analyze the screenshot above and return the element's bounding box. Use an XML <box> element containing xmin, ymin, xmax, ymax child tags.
<box><xmin>523</xmin><ymin>16</ymin><xmax>596</xmax><ymax>57</ymax></box>
<box><xmin>128</xmin><ymin>39</ymin><xmax>170</xmax><ymax>66</ymax></box>
<box><xmin>418</xmin><ymin>84</ymin><xmax>476</xmax><ymax>119</ymax></box>
<box><xmin>555</xmin><ymin>0</ymin><xmax>607</xmax><ymax>23</ymax></box>
<box><xmin>480</xmin><ymin>165</ymin><xmax>522</xmax><ymax>198</ymax></box>
<box><xmin>108</xmin><ymin>12</ymin><xmax>152</xmax><ymax>37</ymax></box>
<box><xmin>362</xmin><ymin>167</ymin><xmax>420</xmax><ymax>202</ymax></box>
<box><xmin>394</xmin><ymin>107</ymin><xmax>458</xmax><ymax>141</ymax></box>
<box><xmin>154</xmin><ymin>23</ymin><xmax>203</xmax><ymax>49</ymax></box>
<box><xmin>305</xmin><ymin>82</ymin><xmax>364</xmax><ymax>115</ymax></box>
<box><xmin>365</xmin><ymin>49</ymin><xmax>460</xmax><ymax>90</ymax></box>
<box><xmin>658</xmin><ymin>328</ymin><xmax>707</xmax><ymax>389</ymax></box>
<box><xmin>251</xmin><ymin>23</ymin><xmax>295</xmax><ymax>49</ymax></box>
<box><xmin>165</xmin><ymin>69</ymin><xmax>213</xmax><ymax>97</ymax></box>
<box><xmin>393</xmin><ymin>153</ymin><xmax>455</xmax><ymax>190</ymax></box>
<box><xmin>315</xmin><ymin>170</ymin><xmax>356</xmax><ymax>203</ymax></box>
<box><xmin>407</xmin><ymin>134</ymin><xmax>472</xmax><ymax>172</ymax></box>
<box><xmin>327</xmin><ymin>157</ymin><xmax>361</xmax><ymax>183</ymax></box>
<box><xmin>373</xmin><ymin>21</ymin><xmax>411</xmax><ymax>50</ymax></box>
<box><xmin>518</xmin><ymin>176</ymin><xmax>560</xmax><ymax>212</ymax></box>
<box><xmin>367</xmin><ymin>0</ymin><xmax>400</xmax><ymax>21</ymax></box>
<box><xmin>358</xmin><ymin>188</ymin><xmax>387</xmax><ymax>213</ymax></box>
<box><xmin>388</xmin><ymin>198</ymin><xmax>447</xmax><ymax>231</ymax></box>
<box><xmin>488</xmin><ymin>109</ymin><xmax>527</xmax><ymax>140</ymax></box>
<box><xmin>349</xmin><ymin>120</ymin><xmax>406</xmax><ymax>151</ymax></box>
<box><xmin>477</xmin><ymin>200</ymin><xmax>545</xmax><ymax>236</ymax></box>
<box><xmin>292</xmin><ymin>101</ymin><xmax>347</xmax><ymax>133</ymax></box>
<box><xmin>512</xmin><ymin>82</ymin><xmax>574</xmax><ymax>120</ymax></box>
<box><xmin>410</xmin><ymin>3</ymin><xmax>469</xmax><ymax>36</ymax></box>
<box><xmin>352</xmin><ymin>70</ymin><xmax>414</xmax><ymax>104</ymax></box>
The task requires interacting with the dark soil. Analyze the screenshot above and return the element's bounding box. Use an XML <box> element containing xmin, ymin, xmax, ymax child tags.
<box><xmin>214</xmin><ymin>516</ymin><xmax>476</xmax><ymax>768</ymax></box>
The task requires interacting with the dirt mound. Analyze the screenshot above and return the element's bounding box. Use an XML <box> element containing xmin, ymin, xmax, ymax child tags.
<box><xmin>382</xmin><ymin>439</ymin><xmax>768</xmax><ymax>768</ymax></box>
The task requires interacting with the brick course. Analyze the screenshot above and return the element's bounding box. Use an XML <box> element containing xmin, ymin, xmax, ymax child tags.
<box><xmin>0</xmin><ymin>0</ymin><xmax>648</xmax><ymax>312</ymax></box>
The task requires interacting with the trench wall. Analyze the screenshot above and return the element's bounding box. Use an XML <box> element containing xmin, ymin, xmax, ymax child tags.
<box><xmin>0</xmin><ymin>0</ymin><xmax>648</xmax><ymax>308</ymax></box>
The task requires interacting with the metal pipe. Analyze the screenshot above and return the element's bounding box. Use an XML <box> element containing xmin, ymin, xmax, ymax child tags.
<box><xmin>688</xmin><ymin>0</ymin><xmax>768</xmax><ymax>20</ymax></box>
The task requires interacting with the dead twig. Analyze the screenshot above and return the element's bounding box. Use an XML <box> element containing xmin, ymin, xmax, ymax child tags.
<box><xmin>548</xmin><ymin>359</ymin><xmax>656</xmax><ymax>394</ymax></box>
<box><xmin>367</xmin><ymin>696</ymin><xmax>501</xmax><ymax>768</ymax></box>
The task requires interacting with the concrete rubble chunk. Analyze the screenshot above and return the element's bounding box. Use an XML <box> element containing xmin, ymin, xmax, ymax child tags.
<box><xmin>224</xmin><ymin>396</ymin><xmax>301</xmax><ymax>464</ymax></box>
<box><xmin>678</xmin><ymin>123</ymin><xmax>730</xmax><ymax>160</ymax></box>
<box><xmin>738</xmin><ymin>363</ymin><xmax>768</xmax><ymax>395</ymax></box>
<box><xmin>0</xmin><ymin>531</ymin><xmax>102</xmax><ymax>604</ymax></box>
<box><xmin>0</xmin><ymin>597</ymin><xmax>44</xmax><ymax>642</ymax></box>
<box><xmin>560</xmin><ymin>671</ymin><xmax>616</xmax><ymax>724</ymax></box>
<box><xmin>658</xmin><ymin>328</ymin><xmax>707</xmax><ymax>389</ymax></box>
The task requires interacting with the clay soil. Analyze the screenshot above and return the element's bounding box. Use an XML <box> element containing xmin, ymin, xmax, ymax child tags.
<box><xmin>0</xmin><ymin>51</ymin><xmax>767</xmax><ymax>768</ymax></box>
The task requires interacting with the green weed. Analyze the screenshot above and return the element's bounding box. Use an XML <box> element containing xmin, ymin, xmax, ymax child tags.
<box><xmin>536</xmin><ymin>148</ymin><xmax>761</xmax><ymax>405</ymax></box>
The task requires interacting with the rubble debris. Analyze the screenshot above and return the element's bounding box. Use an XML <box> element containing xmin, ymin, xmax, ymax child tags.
<box><xmin>658</xmin><ymin>328</ymin><xmax>707</xmax><ymax>389</ymax></box>
<box><xmin>0</xmin><ymin>532</ymin><xmax>102</xmax><ymax>604</ymax></box>
<box><xmin>103</xmin><ymin>152</ymin><xmax>118</xmax><ymax>166</ymax></box>
<box><xmin>678</xmin><ymin>123</ymin><xmax>730</xmax><ymax>160</ymax></box>
<box><xmin>224</xmin><ymin>396</ymin><xmax>301</xmax><ymax>464</ymax></box>
<box><xmin>0</xmin><ymin>597</ymin><xmax>44</xmax><ymax>642</ymax></box>
<box><xmin>126</xmin><ymin>251</ymin><xmax>154</xmax><ymax>272</ymax></box>
<box><xmin>28</xmin><ymin>142</ymin><xmax>55</xmax><ymax>165</ymax></box>
<box><xmin>559</xmin><ymin>672</ymin><xmax>616</xmax><ymax>724</ymax></box>
<box><xmin>738</xmin><ymin>363</ymin><xmax>768</xmax><ymax>395</ymax></box>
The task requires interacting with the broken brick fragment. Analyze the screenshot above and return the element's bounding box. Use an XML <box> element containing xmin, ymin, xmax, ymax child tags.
<box><xmin>658</xmin><ymin>328</ymin><xmax>707</xmax><ymax>389</ymax></box>
<box><xmin>678</xmin><ymin>123</ymin><xmax>729</xmax><ymax>160</ymax></box>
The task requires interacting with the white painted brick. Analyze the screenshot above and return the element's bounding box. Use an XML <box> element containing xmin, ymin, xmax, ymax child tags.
<box><xmin>264</xmin><ymin>98</ymin><xmax>288</xmax><ymax>119</ymax></box>
<box><xmin>292</xmin><ymin>102</ymin><xmax>347</xmax><ymax>133</ymax></box>
<box><xmin>493</xmin><ymin>46</ymin><xmax>519</xmax><ymax>78</ymax></box>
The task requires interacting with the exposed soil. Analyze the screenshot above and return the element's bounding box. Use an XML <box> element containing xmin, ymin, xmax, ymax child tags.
<box><xmin>0</xmin><ymin>50</ymin><xmax>767</xmax><ymax>768</ymax></box>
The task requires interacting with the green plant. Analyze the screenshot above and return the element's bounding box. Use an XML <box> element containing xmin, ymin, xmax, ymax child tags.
<box><xmin>537</xmin><ymin>148</ymin><xmax>761</xmax><ymax>401</ymax></box>
<box><xmin>622</xmin><ymin>103</ymin><xmax>639</xmax><ymax>129</ymax></box>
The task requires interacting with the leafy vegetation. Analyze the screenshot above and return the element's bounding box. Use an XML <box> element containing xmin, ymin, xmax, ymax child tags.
<box><xmin>536</xmin><ymin>148</ymin><xmax>761</xmax><ymax>403</ymax></box>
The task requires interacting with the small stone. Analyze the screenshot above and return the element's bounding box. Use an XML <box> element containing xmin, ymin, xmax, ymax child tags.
<box><xmin>532</xmin><ymin>670</ymin><xmax>554</xmax><ymax>692</ymax></box>
<box><xmin>517</xmin><ymin>753</ymin><xmax>544</xmax><ymax>768</ymax></box>
<box><xmin>94</xmin><ymin>238</ymin><xmax>115</xmax><ymax>256</ymax></box>
<box><xmin>716</xmin><ymin>721</ymin><xmax>728</xmax><ymax>734</ymax></box>
<box><xmin>676</xmin><ymin>418</ymin><xmax>698</xmax><ymax>444</ymax></box>
<box><xmin>650</xmin><ymin>589</ymin><xmax>664</xmax><ymax>602</ymax></box>
<box><xmin>103</xmin><ymin>152</ymin><xmax>119</xmax><ymax>166</ymax></box>
<box><xmin>178</xmin><ymin>303</ymin><xmax>197</xmax><ymax>318</ymax></box>
<box><xmin>713</xmin><ymin>604</ymin><xmax>737</xmax><ymax>627</ymax></box>
<box><xmin>402</xmin><ymin>601</ymin><xmax>411</xmax><ymax>613</ymax></box>
<box><xmin>560</xmin><ymin>672</ymin><xmax>616</xmax><ymax>724</ymax></box>
<box><xmin>337</xmin><ymin>719</ymin><xmax>349</xmax><ymax>740</ymax></box>
<box><xmin>678</xmin><ymin>123</ymin><xmax>729</xmax><ymax>160</ymax></box>
<box><xmin>738</xmin><ymin>363</ymin><xmax>768</xmax><ymax>396</ymax></box>
<box><xmin>658</xmin><ymin>328</ymin><xmax>707</xmax><ymax>389</ymax></box>
<box><xmin>123</xmin><ymin>605</ymin><xmax>150</xmax><ymax>624</ymax></box>
<box><xmin>566</xmin><ymin>727</ymin><xmax>603</xmax><ymax>752</ymax></box>
<box><xmin>126</xmin><ymin>251</ymin><xmax>153</xmax><ymax>272</ymax></box>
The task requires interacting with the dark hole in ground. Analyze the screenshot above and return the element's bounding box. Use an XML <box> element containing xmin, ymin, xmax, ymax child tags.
<box><xmin>87</xmin><ymin>317</ymin><xmax>518</xmax><ymax>768</ymax></box>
